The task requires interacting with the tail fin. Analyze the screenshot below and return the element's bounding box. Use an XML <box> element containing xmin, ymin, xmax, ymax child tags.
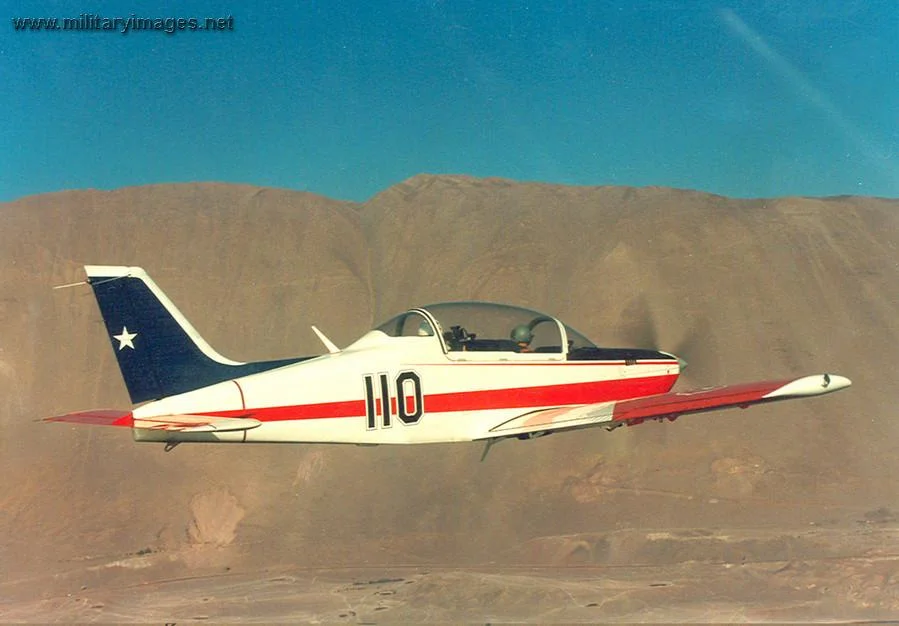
<box><xmin>85</xmin><ymin>266</ymin><xmax>306</xmax><ymax>404</ymax></box>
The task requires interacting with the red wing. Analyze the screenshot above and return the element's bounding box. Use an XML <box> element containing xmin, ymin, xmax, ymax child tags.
<box><xmin>608</xmin><ymin>374</ymin><xmax>848</xmax><ymax>425</ymax></box>
<box><xmin>486</xmin><ymin>374</ymin><xmax>851</xmax><ymax>439</ymax></box>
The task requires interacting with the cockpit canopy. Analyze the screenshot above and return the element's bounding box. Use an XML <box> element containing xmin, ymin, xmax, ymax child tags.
<box><xmin>375</xmin><ymin>302</ymin><xmax>596</xmax><ymax>356</ymax></box>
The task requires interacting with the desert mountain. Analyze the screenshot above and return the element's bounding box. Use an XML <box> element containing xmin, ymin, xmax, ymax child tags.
<box><xmin>1</xmin><ymin>176</ymin><xmax>897</xmax><ymax>616</ymax></box>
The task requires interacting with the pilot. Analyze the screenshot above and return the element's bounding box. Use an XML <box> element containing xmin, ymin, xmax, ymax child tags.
<box><xmin>511</xmin><ymin>324</ymin><xmax>533</xmax><ymax>352</ymax></box>
<box><xmin>417</xmin><ymin>320</ymin><xmax>434</xmax><ymax>336</ymax></box>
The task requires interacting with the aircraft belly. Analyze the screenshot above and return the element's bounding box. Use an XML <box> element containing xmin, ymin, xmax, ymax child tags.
<box><xmin>141</xmin><ymin>409</ymin><xmax>528</xmax><ymax>445</ymax></box>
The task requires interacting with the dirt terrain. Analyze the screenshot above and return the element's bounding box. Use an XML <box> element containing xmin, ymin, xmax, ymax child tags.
<box><xmin>1</xmin><ymin>176</ymin><xmax>897</xmax><ymax>622</ymax></box>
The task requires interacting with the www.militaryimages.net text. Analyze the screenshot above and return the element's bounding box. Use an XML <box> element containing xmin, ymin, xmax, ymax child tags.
<box><xmin>12</xmin><ymin>14</ymin><xmax>234</xmax><ymax>35</ymax></box>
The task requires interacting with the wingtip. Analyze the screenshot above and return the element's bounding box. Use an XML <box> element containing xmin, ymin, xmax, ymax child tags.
<box><xmin>764</xmin><ymin>373</ymin><xmax>851</xmax><ymax>399</ymax></box>
<box><xmin>827</xmin><ymin>374</ymin><xmax>852</xmax><ymax>389</ymax></box>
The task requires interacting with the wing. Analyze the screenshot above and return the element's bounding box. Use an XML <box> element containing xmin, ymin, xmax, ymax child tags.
<box><xmin>483</xmin><ymin>373</ymin><xmax>851</xmax><ymax>440</ymax></box>
<box><xmin>44</xmin><ymin>410</ymin><xmax>261</xmax><ymax>433</ymax></box>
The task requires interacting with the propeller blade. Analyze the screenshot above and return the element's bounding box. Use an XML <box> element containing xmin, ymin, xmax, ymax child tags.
<box><xmin>618</xmin><ymin>296</ymin><xmax>718</xmax><ymax>383</ymax></box>
<box><xmin>672</xmin><ymin>317</ymin><xmax>719</xmax><ymax>382</ymax></box>
<box><xmin>619</xmin><ymin>294</ymin><xmax>659</xmax><ymax>349</ymax></box>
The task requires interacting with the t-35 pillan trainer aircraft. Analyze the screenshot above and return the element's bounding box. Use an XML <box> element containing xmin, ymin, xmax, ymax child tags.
<box><xmin>47</xmin><ymin>266</ymin><xmax>850</xmax><ymax>459</ymax></box>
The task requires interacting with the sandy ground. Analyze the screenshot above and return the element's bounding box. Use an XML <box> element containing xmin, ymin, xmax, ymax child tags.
<box><xmin>4</xmin><ymin>524</ymin><xmax>898</xmax><ymax>622</ymax></box>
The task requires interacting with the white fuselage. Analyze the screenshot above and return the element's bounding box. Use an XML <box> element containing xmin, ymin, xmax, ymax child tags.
<box><xmin>132</xmin><ymin>331</ymin><xmax>680</xmax><ymax>445</ymax></box>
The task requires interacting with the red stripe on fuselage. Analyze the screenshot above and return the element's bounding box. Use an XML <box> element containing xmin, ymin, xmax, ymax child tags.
<box><xmin>226</xmin><ymin>398</ymin><xmax>366</xmax><ymax>422</ymax></box>
<box><xmin>204</xmin><ymin>374</ymin><xmax>678</xmax><ymax>423</ymax></box>
<box><xmin>407</xmin><ymin>360</ymin><xmax>678</xmax><ymax>367</ymax></box>
<box><xmin>422</xmin><ymin>375</ymin><xmax>676</xmax><ymax>412</ymax></box>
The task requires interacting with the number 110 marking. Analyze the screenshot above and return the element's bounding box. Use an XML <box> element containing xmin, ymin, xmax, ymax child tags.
<box><xmin>363</xmin><ymin>371</ymin><xmax>423</xmax><ymax>429</ymax></box>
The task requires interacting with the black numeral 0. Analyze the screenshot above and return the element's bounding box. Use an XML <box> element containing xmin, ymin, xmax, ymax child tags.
<box><xmin>395</xmin><ymin>371</ymin><xmax>423</xmax><ymax>424</ymax></box>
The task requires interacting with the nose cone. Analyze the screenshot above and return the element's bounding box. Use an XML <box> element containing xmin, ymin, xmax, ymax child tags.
<box><xmin>661</xmin><ymin>351</ymin><xmax>687</xmax><ymax>372</ymax></box>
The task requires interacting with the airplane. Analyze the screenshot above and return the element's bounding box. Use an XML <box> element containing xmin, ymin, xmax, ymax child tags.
<box><xmin>47</xmin><ymin>265</ymin><xmax>851</xmax><ymax>459</ymax></box>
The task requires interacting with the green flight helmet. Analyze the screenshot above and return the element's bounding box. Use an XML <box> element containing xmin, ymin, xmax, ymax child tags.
<box><xmin>510</xmin><ymin>324</ymin><xmax>533</xmax><ymax>344</ymax></box>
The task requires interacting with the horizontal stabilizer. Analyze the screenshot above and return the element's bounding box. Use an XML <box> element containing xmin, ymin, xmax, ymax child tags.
<box><xmin>44</xmin><ymin>410</ymin><xmax>133</xmax><ymax>427</ymax></box>
<box><xmin>132</xmin><ymin>415</ymin><xmax>262</xmax><ymax>432</ymax></box>
<box><xmin>45</xmin><ymin>410</ymin><xmax>261</xmax><ymax>432</ymax></box>
<box><xmin>485</xmin><ymin>373</ymin><xmax>851</xmax><ymax>439</ymax></box>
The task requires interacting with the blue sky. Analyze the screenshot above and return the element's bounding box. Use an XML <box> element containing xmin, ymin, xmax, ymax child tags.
<box><xmin>3</xmin><ymin>1</ymin><xmax>897</xmax><ymax>202</ymax></box>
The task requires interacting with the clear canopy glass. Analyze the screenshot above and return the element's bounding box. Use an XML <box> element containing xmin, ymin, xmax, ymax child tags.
<box><xmin>376</xmin><ymin>302</ymin><xmax>596</xmax><ymax>355</ymax></box>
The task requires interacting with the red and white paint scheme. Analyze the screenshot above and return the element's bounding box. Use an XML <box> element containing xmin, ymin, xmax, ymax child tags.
<box><xmin>47</xmin><ymin>266</ymin><xmax>851</xmax><ymax>458</ymax></box>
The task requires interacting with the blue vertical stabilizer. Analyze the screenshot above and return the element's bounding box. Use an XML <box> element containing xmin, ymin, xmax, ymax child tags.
<box><xmin>85</xmin><ymin>266</ymin><xmax>308</xmax><ymax>404</ymax></box>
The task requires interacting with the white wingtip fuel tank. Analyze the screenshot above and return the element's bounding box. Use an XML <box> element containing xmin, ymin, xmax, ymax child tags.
<box><xmin>762</xmin><ymin>373</ymin><xmax>852</xmax><ymax>399</ymax></box>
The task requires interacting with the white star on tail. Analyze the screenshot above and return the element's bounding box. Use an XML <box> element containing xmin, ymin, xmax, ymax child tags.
<box><xmin>113</xmin><ymin>327</ymin><xmax>137</xmax><ymax>350</ymax></box>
